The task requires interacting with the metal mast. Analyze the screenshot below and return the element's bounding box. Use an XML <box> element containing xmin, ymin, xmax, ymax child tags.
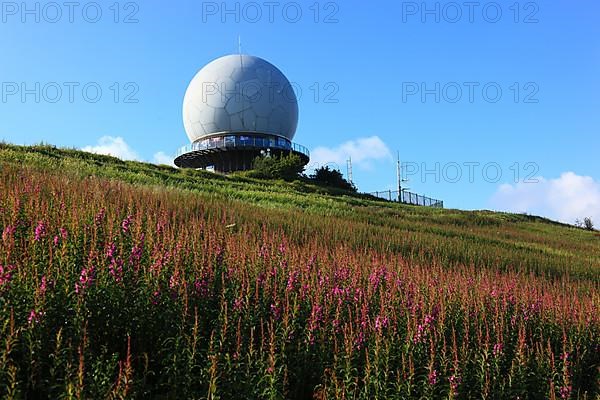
<box><xmin>397</xmin><ymin>151</ymin><xmax>402</xmax><ymax>202</ymax></box>
<box><xmin>346</xmin><ymin>157</ymin><xmax>353</xmax><ymax>185</ymax></box>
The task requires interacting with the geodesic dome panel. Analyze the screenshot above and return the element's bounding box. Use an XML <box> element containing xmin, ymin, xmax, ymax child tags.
<box><xmin>183</xmin><ymin>54</ymin><xmax>299</xmax><ymax>142</ymax></box>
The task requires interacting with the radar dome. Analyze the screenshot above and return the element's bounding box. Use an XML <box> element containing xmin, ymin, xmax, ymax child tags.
<box><xmin>183</xmin><ymin>54</ymin><xmax>299</xmax><ymax>142</ymax></box>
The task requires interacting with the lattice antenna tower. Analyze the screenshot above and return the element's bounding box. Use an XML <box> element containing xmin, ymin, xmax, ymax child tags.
<box><xmin>397</xmin><ymin>151</ymin><xmax>410</xmax><ymax>202</ymax></box>
<box><xmin>347</xmin><ymin>157</ymin><xmax>353</xmax><ymax>185</ymax></box>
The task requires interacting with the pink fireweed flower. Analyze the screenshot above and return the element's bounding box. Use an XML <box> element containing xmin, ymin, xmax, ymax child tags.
<box><xmin>286</xmin><ymin>271</ymin><xmax>299</xmax><ymax>292</ymax></box>
<box><xmin>233</xmin><ymin>297</ymin><xmax>244</xmax><ymax>312</ymax></box>
<box><xmin>270</xmin><ymin>302</ymin><xmax>281</xmax><ymax>320</ymax></box>
<box><xmin>368</xmin><ymin>266</ymin><xmax>388</xmax><ymax>291</ymax></box>
<box><xmin>279</xmin><ymin>259</ymin><xmax>288</xmax><ymax>270</ymax></box>
<box><xmin>559</xmin><ymin>385</ymin><xmax>572</xmax><ymax>399</ymax></box>
<box><xmin>75</xmin><ymin>266</ymin><xmax>95</xmax><ymax>295</ymax></box>
<box><xmin>194</xmin><ymin>278</ymin><xmax>209</xmax><ymax>297</ymax></box>
<box><xmin>28</xmin><ymin>309</ymin><xmax>44</xmax><ymax>325</ymax></box>
<box><xmin>60</xmin><ymin>227</ymin><xmax>68</xmax><ymax>240</ymax></box>
<box><xmin>258</xmin><ymin>244</ymin><xmax>269</xmax><ymax>259</ymax></box>
<box><xmin>156</xmin><ymin>220</ymin><xmax>165</xmax><ymax>235</ymax></box>
<box><xmin>214</xmin><ymin>245</ymin><xmax>224</xmax><ymax>265</ymax></box>
<box><xmin>331</xmin><ymin>287</ymin><xmax>343</xmax><ymax>297</ymax></box>
<box><xmin>353</xmin><ymin>288</ymin><xmax>364</xmax><ymax>303</ymax></box>
<box><xmin>299</xmin><ymin>283</ymin><xmax>310</xmax><ymax>300</ymax></box>
<box><xmin>355</xmin><ymin>331</ymin><xmax>366</xmax><ymax>350</ymax></box>
<box><xmin>2</xmin><ymin>225</ymin><xmax>16</xmax><ymax>242</ymax></box>
<box><xmin>53</xmin><ymin>235</ymin><xmax>59</xmax><ymax>246</ymax></box>
<box><xmin>309</xmin><ymin>305</ymin><xmax>323</xmax><ymax>328</ymax></box>
<box><xmin>374</xmin><ymin>315</ymin><xmax>389</xmax><ymax>332</ymax></box>
<box><xmin>169</xmin><ymin>272</ymin><xmax>180</xmax><ymax>290</ymax></box>
<box><xmin>449</xmin><ymin>374</ymin><xmax>461</xmax><ymax>395</ymax></box>
<box><xmin>428</xmin><ymin>369</ymin><xmax>438</xmax><ymax>386</ymax></box>
<box><xmin>414</xmin><ymin>314</ymin><xmax>435</xmax><ymax>344</ymax></box>
<box><xmin>34</xmin><ymin>221</ymin><xmax>47</xmax><ymax>242</ymax></box>
<box><xmin>105</xmin><ymin>242</ymin><xmax>117</xmax><ymax>259</ymax></box>
<box><xmin>331</xmin><ymin>287</ymin><xmax>350</xmax><ymax>306</ymax></box>
<box><xmin>226</xmin><ymin>266</ymin><xmax>236</xmax><ymax>280</ymax></box>
<box><xmin>493</xmin><ymin>343</ymin><xmax>503</xmax><ymax>357</ymax></box>
<box><xmin>0</xmin><ymin>264</ymin><xmax>15</xmax><ymax>289</ymax></box>
<box><xmin>95</xmin><ymin>208</ymin><xmax>106</xmax><ymax>225</ymax></box>
<box><xmin>109</xmin><ymin>258</ymin><xmax>124</xmax><ymax>283</ymax></box>
<box><xmin>318</xmin><ymin>274</ymin><xmax>328</xmax><ymax>288</ymax></box>
<box><xmin>332</xmin><ymin>318</ymin><xmax>340</xmax><ymax>333</ymax></box>
<box><xmin>121</xmin><ymin>215</ymin><xmax>133</xmax><ymax>234</ymax></box>
<box><xmin>151</xmin><ymin>290</ymin><xmax>161</xmax><ymax>305</ymax></box>
<box><xmin>150</xmin><ymin>257</ymin><xmax>163</xmax><ymax>275</ymax></box>
<box><xmin>269</xmin><ymin>265</ymin><xmax>278</xmax><ymax>278</ymax></box>
<box><xmin>129</xmin><ymin>244</ymin><xmax>143</xmax><ymax>267</ymax></box>
<box><xmin>39</xmin><ymin>276</ymin><xmax>48</xmax><ymax>295</ymax></box>
<box><xmin>523</xmin><ymin>300</ymin><xmax>542</xmax><ymax>321</ymax></box>
<box><xmin>333</xmin><ymin>267</ymin><xmax>350</xmax><ymax>283</ymax></box>
<box><xmin>424</xmin><ymin>313</ymin><xmax>435</xmax><ymax>325</ymax></box>
<box><xmin>414</xmin><ymin>326</ymin><xmax>425</xmax><ymax>343</ymax></box>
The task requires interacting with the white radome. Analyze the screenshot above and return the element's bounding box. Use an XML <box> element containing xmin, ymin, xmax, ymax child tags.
<box><xmin>183</xmin><ymin>54</ymin><xmax>299</xmax><ymax>143</ymax></box>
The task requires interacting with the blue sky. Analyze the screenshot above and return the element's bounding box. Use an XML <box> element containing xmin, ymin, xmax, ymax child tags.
<box><xmin>1</xmin><ymin>1</ymin><xmax>599</xmax><ymax>223</ymax></box>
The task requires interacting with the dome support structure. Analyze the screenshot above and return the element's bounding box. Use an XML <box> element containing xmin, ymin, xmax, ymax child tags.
<box><xmin>174</xmin><ymin>133</ymin><xmax>309</xmax><ymax>173</ymax></box>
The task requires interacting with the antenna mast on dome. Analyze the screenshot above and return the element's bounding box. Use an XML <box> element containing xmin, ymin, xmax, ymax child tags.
<box><xmin>238</xmin><ymin>35</ymin><xmax>244</xmax><ymax>69</ymax></box>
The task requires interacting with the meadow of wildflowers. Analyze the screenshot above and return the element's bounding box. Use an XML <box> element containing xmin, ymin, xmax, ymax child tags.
<box><xmin>0</xmin><ymin>146</ymin><xmax>599</xmax><ymax>399</ymax></box>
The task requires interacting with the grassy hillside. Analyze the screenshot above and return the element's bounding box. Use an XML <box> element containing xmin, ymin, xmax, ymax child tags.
<box><xmin>1</xmin><ymin>143</ymin><xmax>597</xmax><ymax>281</ymax></box>
<box><xmin>0</xmin><ymin>143</ymin><xmax>598</xmax><ymax>398</ymax></box>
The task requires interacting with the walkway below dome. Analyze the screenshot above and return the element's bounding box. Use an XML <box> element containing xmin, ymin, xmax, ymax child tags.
<box><xmin>174</xmin><ymin>136</ymin><xmax>309</xmax><ymax>173</ymax></box>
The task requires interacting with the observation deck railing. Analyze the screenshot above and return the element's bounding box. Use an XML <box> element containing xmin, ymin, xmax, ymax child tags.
<box><xmin>176</xmin><ymin>136</ymin><xmax>309</xmax><ymax>159</ymax></box>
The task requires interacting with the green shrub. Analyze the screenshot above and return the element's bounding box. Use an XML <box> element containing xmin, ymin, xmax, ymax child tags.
<box><xmin>250</xmin><ymin>152</ymin><xmax>305</xmax><ymax>181</ymax></box>
<box><xmin>309</xmin><ymin>166</ymin><xmax>357</xmax><ymax>192</ymax></box>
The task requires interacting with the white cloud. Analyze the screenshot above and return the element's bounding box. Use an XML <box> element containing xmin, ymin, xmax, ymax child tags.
<box><xmin>82</xmin><ymin>136</ymin><xmax>141</xmax><ymax>161</ymax></box>
<box><xmin>489</xmin><ymin>172</ymin><xmax>600</xmax><ymax>225</ymax></box>
<box><xmin>153</xmin><ymin>151</ymin><xmax>175</xmax><ymax>167</ymax></box>
<box><xmin>309</xmin><ymin>136</ymin><xmax>393</xmax><ymax>171</ymax></box>
<box><xmin>82</xmin><ymin>136</ymin><xmax>175</xmax><ymax>167</ymax></box>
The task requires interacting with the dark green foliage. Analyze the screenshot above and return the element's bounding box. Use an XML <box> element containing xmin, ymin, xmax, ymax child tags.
<box><xmin>249</xmin><ymin>152</ymin><xmax>305</xmax><ymax>181</ymax></box>
<box><xmin>310</xmin><ymin>166</ymin><xmax>357</xmax><ymax>192</ymax></box>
